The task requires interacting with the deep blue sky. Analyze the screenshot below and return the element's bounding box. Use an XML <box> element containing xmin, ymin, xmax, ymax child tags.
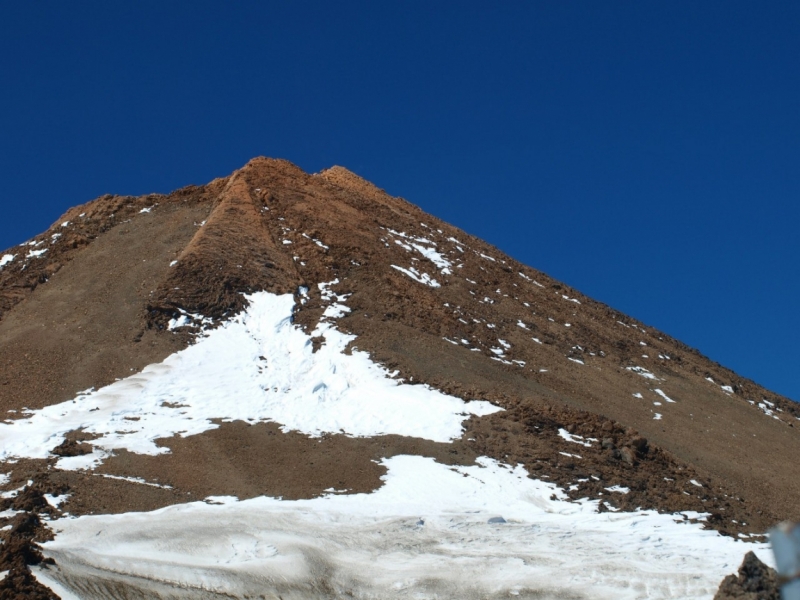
<box><xmin>1</xmin><ymin>2</ymin><xmax>797</xmax><ymax>401</ymax></box>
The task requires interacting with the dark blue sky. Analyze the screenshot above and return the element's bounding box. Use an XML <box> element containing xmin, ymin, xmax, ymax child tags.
<box><xmin>1</xmin><ymin>2</ymin><xmax>797</xmax><ymax>401</ymax></box>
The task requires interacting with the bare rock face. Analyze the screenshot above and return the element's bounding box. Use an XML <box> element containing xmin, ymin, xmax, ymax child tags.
<box><xmin>714</xmin><ymin>551</ymin><xmax>780</xmax><ymax>600</ymax></box>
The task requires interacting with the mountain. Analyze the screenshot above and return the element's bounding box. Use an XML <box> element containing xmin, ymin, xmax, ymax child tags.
<box><xmin>0</xmin><ymin>158</ymin><xmax>796</xmax><ymax>599</ymax></box>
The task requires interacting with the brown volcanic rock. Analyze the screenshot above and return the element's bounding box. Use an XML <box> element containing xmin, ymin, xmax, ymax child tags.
<box><xmin>0</xmin><ymin>482</ymin><xmax>64</xmax><ymax>600</ymax></box>
<box><xmin>714</xmin><ymin>551</ymin><xmax>780</xmax><ymax>600</ymax></box>
<box><xmin>146</xmin><ymin>164</ymin><xmax>302</xmax><ymax>328</ymax></box>
<box><xmin>0</xmin><ymin>156</ymin><xmax>798</xmax><ymax>541</ymax></box>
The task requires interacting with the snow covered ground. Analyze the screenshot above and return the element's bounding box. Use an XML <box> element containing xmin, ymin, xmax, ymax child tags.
<box><xmin>35</xmin><ymin>455</ymin><xmax>770</xmax><ymax>599</ymax></box>
<box><xmin>0</xmin><ymin>291</ymin><xmax>499</xmax><ymax>470</ymax></box>
<box><xmin>0</xmin><ymin>289</ymin><xmax>771</xmax><ymax>598</ymax></box>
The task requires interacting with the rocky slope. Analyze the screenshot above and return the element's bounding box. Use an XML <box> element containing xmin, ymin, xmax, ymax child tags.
<box><xmin>0</xmin><ymin>158</ymin><xmax>795</xmax><ymax>598</ymax></box>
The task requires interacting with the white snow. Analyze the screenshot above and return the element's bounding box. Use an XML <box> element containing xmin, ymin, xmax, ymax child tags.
<box><xmin>0</xmin><ymin>281</ymin><xmax>770</xmax><ymax>599</ymax></box>
<box><xmin>633</xmin><ymin>393</ymin><xmax>643</xmax><ymax>399</ymax></box>
<box><xmin>26</xmin><ymin>248</ymin><xmax>48</xmax><ymax>259</ymax></box>
<box><xmin>605</xmin><ymin>485</ymin><xmax>630</xmax><ymax>494</ymax></box>
<box><xmin>166</xmin><ymin>309</ymin><xmax>212</xmax><ymax>331</ymax></box>
<box><xmin>721</xmin><ymin>385</ymin><xmax>734</xmax><ymax>394</ymax></box>
<box><xmin>44</xmin><ymin>493</ymin><xmax>70</xmax><ymax>508</ymax></box>
<box><xmin>559</xmin><ymin>451</ymin><xmax>581</xmax><ymax>459</ymax></box>
<box><xmin>518</xmin><ymin>272</ymin><xmax>544</xmax><ymax>287</ymax></box>
<box><xmin>0</xmin><ymin>292</ymin><xmax>500</xmax><ymax>467</ymax></box>
<box><xmin>167</xmin><ymin>314</ymin><xmax>191</xmax><ymax>330</ymax></box>
<box><xmin>626</xmin><ymin>366</ymin><xmax>659</xmax><ymax>380</ymax></box>
<box><xmin>558</xmin><ymin>428</ymin><xmax>593</xmax><ymax>447</ymax></box>
<box><xmin>387</xmin><ymin>229</ymin><xmax>452</xmax><ymax>274</ymax></box>
<box><xmin>654</xmin><ymin>389</ymin><xmax>676</xmax><ymax>403</ymax></box>
<box><xmin>0</xmin><ymin>254</ymin><xmax>14</xmax><ymax>268</ymax></box>
<box><xmin>390</xmin><ymin>265</ymin><xmax>440</xmax><ymax>288</ymax></box>
<box><xmin>139</xmin><ymin>207</ymin><xmax>153</xmax><ymax>214</ymax></box>
<box><xmin>408</xmin><ymin>242</ymin><xmax>452</xmax><ymax>275</ymax></box>
<box><xmin>99</xmin><ymin>474</ymin><xmax>172</xmax><ymax>489</ymax></box>
<box><xmin>654</xmin><ymin>413</ymin><xmax>662</xmax><ymax>420</ymax></box>
<box><xmin>301</xmin><ymin>233</ymin><xmax>329</xmax><ymax>250</ymax></box>
<box><xmin>395</xmin><ymin>239</ymin><xmax>413</xmax><ymax>252</ymax></box>
<box><xmin>34</xmin><ymin>454</ymin><xmax>770</xmax><ymax>599</ymax></box>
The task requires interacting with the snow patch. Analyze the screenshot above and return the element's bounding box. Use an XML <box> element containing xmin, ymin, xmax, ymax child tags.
<box><xmin>0</xmin><ymin>292</ymin><xmax>500</xmax><ymax>467</ymax></box>
<box><xmin>654</xmin><ymin>389</ymin><xmax>676</xmax><ymax>403</ymax></box>
<box><xmin>387</xmin><ymin>229</ymin><xmax>452</xmax><ymax>274</ymax></box>
<box><xmin>35</xmin><ymin>454</ymin><xmax>769</xmax><ymax>599</ymax></box>
<box><xmin>390</xmin><ymin>265</ymin><xmax>440</xmax><ymax>288</ymax></box>
<box><xmin>558</xmin><ymin>428</ymin><xmax>594</xmax><ymax>447</ymax></box>
<box><xmin>626</xmin><ymin>366</ymin><xmax>659</xmax><ymax>380</ymax></box>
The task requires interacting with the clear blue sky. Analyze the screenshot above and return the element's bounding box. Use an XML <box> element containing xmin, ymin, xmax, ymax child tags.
<box><xmin>1</xmin><ymin>2</ymin><xmax>797</xmax><ymax>401</ymax></box>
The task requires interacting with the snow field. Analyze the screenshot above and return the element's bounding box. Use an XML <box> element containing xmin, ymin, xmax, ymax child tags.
<box><xmin>37</xmin><ymin>455</ymin><xmax>770</xmax><ymax>599</ymax></box>
<box><xmin>0</xmin><ymin>288</ymin><xmax>771</xmax><ymax>598</ymax></box>
<box><xmin>0</xmin><ymin>292</ymin><xmax>500</xmax><ymax>469</ymax></box>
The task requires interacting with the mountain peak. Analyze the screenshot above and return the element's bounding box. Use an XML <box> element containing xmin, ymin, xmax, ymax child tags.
<box><xmin>318</xmin><ymin>164</ymin><xmax>388</xmax><ymax>194</ymax></box>
<box><xmin>0</xmin><ymin>160</ymin><xmax>796</xmax><ymax>598</ymax></box>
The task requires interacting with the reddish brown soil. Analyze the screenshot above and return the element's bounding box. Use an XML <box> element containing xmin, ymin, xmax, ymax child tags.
<box><xmin>0</xmin><ymin>157</ymin><xmax>798</xmax><ymax>595</ymax></box>
<box><xmin>0</xmin><ymin>194</ymin><xmax>214</xmax><ymax>412</ymax></box>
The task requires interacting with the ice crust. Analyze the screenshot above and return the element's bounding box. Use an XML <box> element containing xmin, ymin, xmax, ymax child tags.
<box><xmin>37</xmin><ymin>455</ymin><xmax>770</xmax><ymax>599</ymax></box>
